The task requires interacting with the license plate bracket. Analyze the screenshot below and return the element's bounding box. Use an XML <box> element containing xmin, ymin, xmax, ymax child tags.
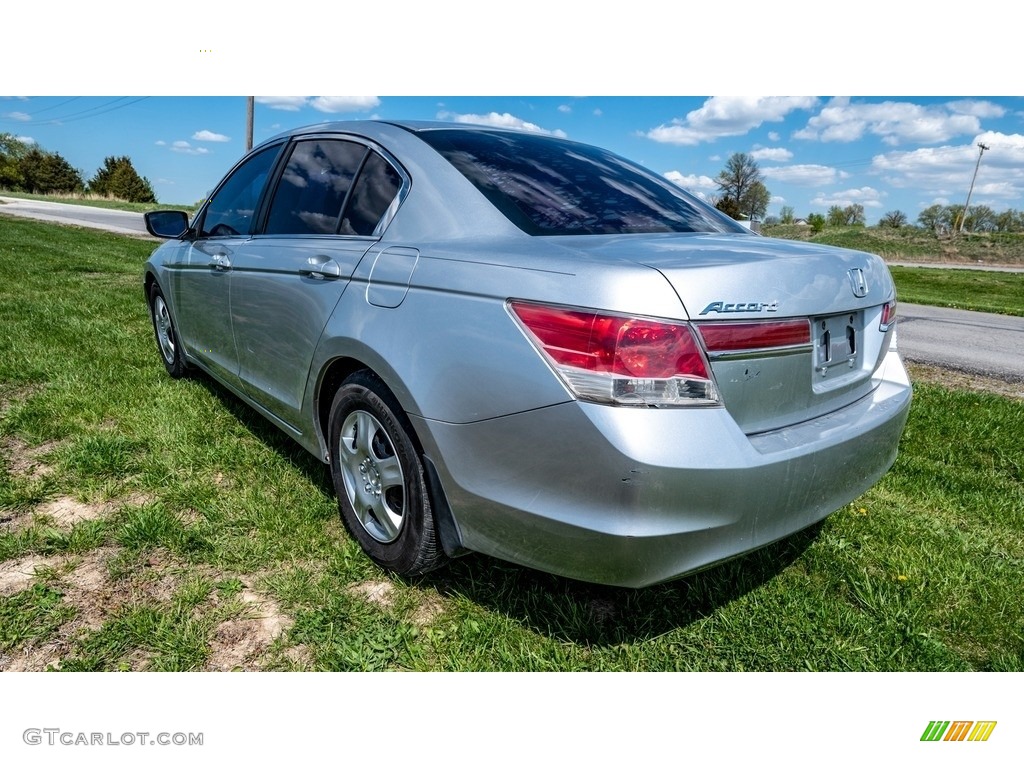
<box><xmin>814</xmin><ymin>310</ymin><xmax>862</xmax><ymax>378</ymax></box>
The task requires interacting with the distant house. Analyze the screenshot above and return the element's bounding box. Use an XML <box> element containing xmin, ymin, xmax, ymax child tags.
<box><xmin>792</xmin><ymin>218</ymin><xmax>810</xmax><ymax>226</ymax></box>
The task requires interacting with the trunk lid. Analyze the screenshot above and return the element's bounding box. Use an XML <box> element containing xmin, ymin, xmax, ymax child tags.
<box><xmin>558</xmin><ymin>232</ymin><xmax>898</xmax><ymax>434</ymax></box>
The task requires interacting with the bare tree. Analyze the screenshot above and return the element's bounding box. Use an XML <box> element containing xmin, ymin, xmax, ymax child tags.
<box><xmin>715</xmin><ymin>153</ymin><xmax>771</xmax><ymax>221</ymax></box>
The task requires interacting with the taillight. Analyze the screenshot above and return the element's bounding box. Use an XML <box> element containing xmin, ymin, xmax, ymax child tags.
<box><xmin>509</xmin><ymin>301</ymin><xmax>718</xmax><ymax>406</ymax></box>
<box><xmin>879</xmin><ymin>299</ymin><xmax>897</xmax><ymax>331</ymax></box>
<box><xmin>696</xmin><ymin>320</ymin><xmax>810</xmax><ymax>355</ymax></box>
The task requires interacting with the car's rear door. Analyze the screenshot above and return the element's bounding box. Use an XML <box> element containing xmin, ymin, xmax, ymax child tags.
<box><xmin>230</xmin><ymin>136</ymin><xmax>406</xmax><ymax>428</ymax></box>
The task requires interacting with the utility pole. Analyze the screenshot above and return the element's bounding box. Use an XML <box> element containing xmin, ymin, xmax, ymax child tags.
<box><xmin>246</xmin><ymin>97</ymin><xmax>254</xmax><ymax>152</ymax></box>
<box><xmin>957</xmin><ymin>142</ymin><xmax>989</xmax><ymax>234</ymax></box>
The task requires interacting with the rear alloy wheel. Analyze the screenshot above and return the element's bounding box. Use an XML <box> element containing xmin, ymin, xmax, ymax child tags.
<box><xmin>148</xmin><ymin>284</ymin><xmax>189</xmax><ymax>379</ymax></box>
<box><xmin>328</xmin><ymin>371</ymin><xmax>445</xmax><ymax>576</ymax></box>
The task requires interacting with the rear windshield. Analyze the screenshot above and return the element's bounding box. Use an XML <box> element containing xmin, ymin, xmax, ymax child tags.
<box><xmin>417</xmin><ymin>129</ymin><xmax>746</xmax><ymax>236</ymax></box>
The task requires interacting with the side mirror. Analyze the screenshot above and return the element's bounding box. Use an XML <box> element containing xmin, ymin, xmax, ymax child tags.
<box><xmin>144</xmin><ymin>210</ymin><xmax>191</xmax><ymax>239</ymax></box>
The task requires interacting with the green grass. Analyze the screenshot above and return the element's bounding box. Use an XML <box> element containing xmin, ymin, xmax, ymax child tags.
<box><xmin>765</xmin><ymin>223</ymin><xmax>1024</xmax><ymax>266</ymax></box>
<box><xmin>0</xmin><ymin>189</ymin><xmax>199</xmax><ymax>214</ymax></box>
<box><xmin>1</xmin><ymin>216</ymin><xmax>1022</xmax><ymax>671</ymax></box>
<box><xmin>890</xmin><ymin>266</ymin><xmax>1024</xmax><ymax>316</ymax></box>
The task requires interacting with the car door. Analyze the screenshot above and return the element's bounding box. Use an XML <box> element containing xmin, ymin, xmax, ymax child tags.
<box><xmin>230</xmin><ymin>137</ymin><xmax>406</xmax><ymax>428</ymax></box>
<box><xmin>172</xmin><ymin>143</ymin><xmax>282</xmax><ymax>385</ymax></box>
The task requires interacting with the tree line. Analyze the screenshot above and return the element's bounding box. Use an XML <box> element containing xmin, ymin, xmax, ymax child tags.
<box><xmin>709</xmin><ymin>150</ymin><xmax>1024</xmax><ymax>234</ymax></box>
<box><xmin>0</xmin><ymin>133</ymin><xmax>156</xmax><ymax>203</ymax></box>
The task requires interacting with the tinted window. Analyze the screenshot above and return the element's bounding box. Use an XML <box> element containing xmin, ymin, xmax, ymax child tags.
<box><xmin>340</xmin><ymin>151</ymin><xmax>403</xmax><ymax>236</ymax></box>
<box><xmin>418</xmin><ymin>129</ymin><xmax>746</xmax><ymax>236</ymax></box>
<box><xmin>265</xmin><ymin>139</ymin><xmax>366</xmax><ymax>235</ymax></box>
<box><xmin>200</xmin><ymin>145</ymin><xmax>280</xmax><ymax>238</ymax></box>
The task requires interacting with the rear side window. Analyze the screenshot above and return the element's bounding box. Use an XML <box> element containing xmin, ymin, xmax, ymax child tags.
<box><xmin>265</xmin><ymin>139</ymin><xmax>366</xmax><ymax>235</ymax></box>
<box><xmin>200</xmin><ymin>144</ymin><xmax>280</xmax><ymax>238</ymax></box>
<box><xmin>340</xmin><ymin>151</ymin><xmax>403</xmax><ymax>236</ymax></box>
<box><xmin>418</xmin><ymin>129</ymin><xmax>746</xmax><ymax>236</ymax></box>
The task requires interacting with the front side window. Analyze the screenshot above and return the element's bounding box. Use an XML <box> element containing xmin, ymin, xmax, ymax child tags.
<box><xmin>418</xmin><ymin>129</ymin><xmax>747</xmax><ymax>236</ymax></box>
<box><xmin>265</xmin><ymin>139</ymin><xmax>367</xmax><ymax>235</ymax></box>
<box><xmin>200</xmin><ymin>144</ymin><xmax>281</xmax><ymax>238</ymax></box>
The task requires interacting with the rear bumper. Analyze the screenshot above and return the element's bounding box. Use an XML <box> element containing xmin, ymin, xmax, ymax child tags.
<box><xmin>413</xmin><ymin>351</ymin><xmax>912</xmax><ymax>587</ymax></box>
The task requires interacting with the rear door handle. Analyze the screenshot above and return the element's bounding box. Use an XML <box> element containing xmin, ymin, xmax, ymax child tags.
<box><xmin>299</xmin><ymin>256</ymin><xmax>341</xmax><ymax>281</ymax></box>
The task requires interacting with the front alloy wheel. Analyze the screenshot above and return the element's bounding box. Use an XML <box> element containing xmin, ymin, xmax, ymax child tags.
<box><xmin>148</xmin><ymin>284</ymin><xmax>188</xmax><ymax>379</ymax></box>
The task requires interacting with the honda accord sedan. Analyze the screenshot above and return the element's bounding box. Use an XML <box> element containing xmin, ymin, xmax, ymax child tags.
<box><xmin>143</xmin><ymin>120</ymin><xmax>911</xmax><ymax>587</ymax></box>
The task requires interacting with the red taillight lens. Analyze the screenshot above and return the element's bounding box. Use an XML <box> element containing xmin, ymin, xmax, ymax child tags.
<box><xmin>696</xmin><ymin>320</ymin><xmax>811</xmax><ymax>353</ymax></box>
<box><xmin>880</xmin><ymin>299</ymin><xmax>897</xmax><ymax>331</ymax></box>
<box><xmin>510</xmin><ymin>301</ymin><xmax>717</xmax><ymax>406</ymax></box>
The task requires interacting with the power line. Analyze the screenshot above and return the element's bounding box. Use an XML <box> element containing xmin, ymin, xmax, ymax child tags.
<box><xmin>1</xmin><ymin>97</ymin><xmax>149</xmax><ymax>126</ymax></box>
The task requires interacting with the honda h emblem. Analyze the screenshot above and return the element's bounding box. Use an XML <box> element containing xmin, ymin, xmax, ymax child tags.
<box><xmin>848</xmin><ymin>268</ymin><xmax>869</xmax><ymax>298</ymax></box>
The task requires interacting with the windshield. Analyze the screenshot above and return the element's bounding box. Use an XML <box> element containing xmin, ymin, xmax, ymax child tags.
<box><xmin>417</xmin><ymin>129</ymin><xmax>747</xmax><ymax>237</ymax></box>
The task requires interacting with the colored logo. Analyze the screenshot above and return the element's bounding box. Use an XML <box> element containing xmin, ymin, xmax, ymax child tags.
<box><xmin>921</xmin><ymin>721</ymin><xmax>997</xmax><ymax>742</ymax></box>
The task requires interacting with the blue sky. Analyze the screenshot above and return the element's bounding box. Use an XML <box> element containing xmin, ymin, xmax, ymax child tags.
<box><xmin>4</xmin><ymin>95</ymin><xmax>1022</xmax><ymax>223</ymax></box>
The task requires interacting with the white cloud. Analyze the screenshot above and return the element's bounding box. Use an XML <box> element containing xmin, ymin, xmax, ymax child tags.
<box><xmin>750</xmin><ymin>147</ymin><xmax>793</xmax><ymax>162</ymax></box>
<box><xmin>155</xmin><ymin>140</ymin><xmax>166</xmax><ymax>146</ymax></box>
<box><xmin>558</xmin><ymin>104</ymin><xmax>572</xmax><ymax>113</ymax></box>
<box><xmin>762</xmin><ymin>164</ymin><xmax>839</xmax><ymax>186</ymax></box>
<box><xmin>593</xmin><ymin>108</ymin><xmax>603</xmax><ymax>117</ymax></box>
<box><xmin>436</xmin><ymin>111</ymin><xmax>567</xmax><ymax>137</ymax></box>
<box><xmin>256</xmin><ymin>96</ymin><xmax>309</xmax><ymax>111</ymax></box>
<box><xmin>310</xmin><ymin>96</ymin><xmax>380</xmax><ymax>113</ymax></box>
<box><xmin>811</xmin><ymin>186</ymin><xmax>886</xmax><ymax>208</ymax></box>
<box><xmin>644</xmin><ymin>96</ymin><xmax>818</xmax><ymax>145</ymax></box>
<box><xmin>664</xmin><ymin>171</ymin><xmax>716</xmax><ymax>201</ymax></box>
<box><xmin>795</xmin><ymin>98</ymin><xmax>982</xmax><ymax>145</ymax></box>
<box><xmin>664</xmin><ymin>171</ymin><xmax>717</xmax><ymax>190</ymax></box>
<box><xmin>170</xmin><ymin>140</ymin><xmax>210</xmax><ymax>156</ymax></box>
<box><xmin>5</xmin><ymin>111</ymin><xmax>31</xmax><ymax>122</ymax></box>
<box><xmin>768</xmin><ymin>131</ymin><xmax>780</xmax><ymax>141</ymax></box>
<box><xmin>870</xmin><ymin>132</ymin><xmax>1024</xmax><ymax>199</ymax></box>
<box><xmin>15</xmin><ymin>135</ymin><xmax>35</xmax><ymax>145</ymax></box>
<box><xmin>193</xmin><ymin>130</ymin><xmax>230</xmax><ymax>142</ymax></box>
<box><xmin>946</xmin><ymin>99</ymin><xmax>1006</xmax><ymax>118</ymax></box>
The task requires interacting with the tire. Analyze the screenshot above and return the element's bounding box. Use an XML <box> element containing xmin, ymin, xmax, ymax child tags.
<box><xmin>328</xmin><ymin>371</ymin><xmax>445</xmax><ymax>576</ymax></box>
<box><xmin>148</xmin><ymin>283</ymin><xmax>189</xmax><ymax>379</ymax></box>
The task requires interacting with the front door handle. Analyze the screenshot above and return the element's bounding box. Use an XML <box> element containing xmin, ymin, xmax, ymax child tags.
<box><xmin>210</xmin><ymin>251</ymin><xmax>232</xmax><ymax>272</ymax></box>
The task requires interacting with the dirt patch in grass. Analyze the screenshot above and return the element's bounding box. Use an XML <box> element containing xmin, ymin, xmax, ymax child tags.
<box><xmin>348</xmin><ymin>579</ymin><xmax>396</xmax><ymax>609</ymax></box>
<box><xmin>205</xmin><ymin>588</ymin><xmax>293</xmax><ymax>671</ymax></box>
<box><xmin>908</xmin><ymin>362</ymin><xmax>1024</xmax><ymax>399</ymax></box>
<box><xmin>410</xmin><ymin>592</ymin><xmax>446</xmax><ymax>628</ymax></box>
<box><xmin>1</xmin><ymin>548</ymin><xmax>300</xmax><ymax>672</ymax></box>
<box><xmin>0</xmin><ymin>554</ymin><xmax>64</xmax><ymax>597</ymax></box>
<box><xmin>2</xmin><ymin>436</ymin><xmax>59</xmax><ymax>479</ymax></box>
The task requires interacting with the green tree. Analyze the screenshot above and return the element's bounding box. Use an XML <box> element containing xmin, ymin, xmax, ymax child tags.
<box><xmin>995</xmin><ymin>209</ymin><xmax>1024</xmax><ymax>232</ymax></box>
<box><xmin>715</xmin><ymin>153</ymin><xmax>769</xmax><ymax>221</ymax></box>
<box><xmin>826</xmin><ymin>205</ymin><xmax>846</xmax><ymax>227</ymax></box>
<box><xmin>963</xmin><ymin>204</ymin><xmax>996</xmax><ymax>233</ymax></box>
<box><xmin>844</xmin><ymin>204</ymin><xmax>866</xmax><ymax>226</ymax></box>
<box><xmin>0</xmin><ymin>132</ymin><xmax>32</xmax><ymax>189</ymax></box>
<box><xmin>18</xmin><ymin>148</ymin><xmax>84</xmax><ymax>194</ymax></box>
<box><xmin>807</xmin><ymin>213</ymin><xmax>825</xmax><ymax>233</ymax></box>
<box><xmin>879</xmin><ymin>210</ymin><xmax>908</xmax><ymax>228</ymax></box>
<box><xmin>917</xmin><ymin>204</ymin><xmax>949</xmax><ymax>231</ymax></box>
<box><xmin>743</xmin><ymin>181</ymin><xmax>771</xmax><ymax>220</ymax></box>
<box><xmin>779</xmin><ymin>205</ymin><xmax>795</xmax><ymax>224</ymax></box>
<box><xmin>88</xmin><ymin>155</ymin><xmax>156</xmax><ymax>203</ymax></box>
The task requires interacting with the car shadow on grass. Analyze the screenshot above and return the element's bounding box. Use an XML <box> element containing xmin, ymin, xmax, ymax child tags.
<box><xmin>188</xmin><ymin>370</ymin><xmax>821</xmax><ymax>648</ymax></box>
<box><xmin>419</xmin><ymin>526</ymin><xmax>821</xmax><ymax>647</ymax></box>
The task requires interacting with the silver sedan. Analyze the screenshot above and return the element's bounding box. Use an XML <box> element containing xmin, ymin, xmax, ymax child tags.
<box><xmin>143</xmin><ymin>121</ymin><xmax>912</xmax><ymax>587</ymax></box>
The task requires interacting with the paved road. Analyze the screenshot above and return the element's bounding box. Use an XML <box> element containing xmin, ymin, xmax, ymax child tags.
<box><xmin>898</xmin><ymin>303</ymin><xmax>1024</xmax><ymax>385</ymax></box>
<box><xmin>0</xmin><ymin>196</ymin><xmax>150</xmax><ymax>236</ymax></box>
